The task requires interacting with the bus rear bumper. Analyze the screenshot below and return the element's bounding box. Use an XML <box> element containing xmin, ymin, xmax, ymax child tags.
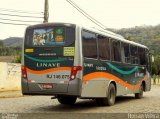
<box><xmin>21</xmin><ymin>78</ymin><xmax>81</xmax><ymax>97</ymax></box>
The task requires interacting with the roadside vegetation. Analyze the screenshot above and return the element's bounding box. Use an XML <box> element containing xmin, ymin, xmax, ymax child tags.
<box><xmin>0</xmin><ymin>41</ymin><xmax>21</xmax><ymax>63</ymax></box>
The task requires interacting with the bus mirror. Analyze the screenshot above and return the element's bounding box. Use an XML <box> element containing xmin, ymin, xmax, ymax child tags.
<box><xmin>151</xmin><ymin>55</ymin><xmax>154</xmax><ymax>62</ymax></box>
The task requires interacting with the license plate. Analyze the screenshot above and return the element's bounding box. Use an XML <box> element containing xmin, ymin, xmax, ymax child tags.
<box><xmin>41</xmin><ymin>84</ymin><xmax>53</xmax><ymax>89</ymax></box>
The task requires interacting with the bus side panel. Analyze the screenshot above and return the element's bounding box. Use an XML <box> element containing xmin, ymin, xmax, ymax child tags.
<box><xmin>81</xmin><ymin>61</ymin><xmax>147</xmax><ymax>98</ymax></box>
<box><xmin>116</xmin><ymin>84</ymin><xmax>139</xmax><ymax>96</ymax></box>
<box><xmin>81</xmin><ymin>79</ymin><xmax>109</xmax><ymax>97</ymax></box>
<box><xmin>81</xmin><ymin>79</ymin><xmax>140</xmax><ymax>98</ymax></box>
<box><xmin>81</xmin><ymin>59</ymin><xmax>109</xmax><ymax>97</ymax></box>
<box><xmin>106</xmin><ymin>62</ymin><xmax>147</xmax><ymax>96</ymax></box>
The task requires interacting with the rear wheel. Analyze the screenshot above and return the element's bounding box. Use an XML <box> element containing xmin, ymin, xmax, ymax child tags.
<box><xmin>135</xmin><ymin>84</ymin><xmax>144</xmax><ymax>99</ymax></box>
<box><xmin>57</xmin><ymin>96</ymin><xmax>77</xmax><ymax>105</ymax></box>
<box><xmin>96</xmin><ymin>83</ymin><xmax>116</xmax><ymax>106</ymax></box>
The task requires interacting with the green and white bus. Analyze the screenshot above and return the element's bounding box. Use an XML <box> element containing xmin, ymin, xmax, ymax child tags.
<box><xmin>22</xmin><ymin>23</ymin><xmax>151</xmax><ymax>106</ymax></box>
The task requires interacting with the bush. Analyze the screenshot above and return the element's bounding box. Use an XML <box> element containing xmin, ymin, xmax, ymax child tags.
<box><xmin>15</xmin><ymin>53</ymin><xmax>21</xmax><ymax>63</ymax></box>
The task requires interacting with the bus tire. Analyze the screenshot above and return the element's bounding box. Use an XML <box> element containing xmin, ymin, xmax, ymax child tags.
<box><xmin>57</xmin><ymin>96</ymin><xmax>77</xmax><ymax>105</ymax></box>
<box><xmin>96</xmin><ymin>83</ymin><xmax>116</xmax><ymax>106</ymax></box>
<box><xmin>135</xmin><ymin>84</ymin><xmax>144</xmax><ymax>99</ymax></box>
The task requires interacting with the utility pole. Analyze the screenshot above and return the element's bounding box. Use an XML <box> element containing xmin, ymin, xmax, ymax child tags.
<box><xmin>43</xmin><ymin>0</ymin><xmax>49</xmax><ymax>23</ymax></box>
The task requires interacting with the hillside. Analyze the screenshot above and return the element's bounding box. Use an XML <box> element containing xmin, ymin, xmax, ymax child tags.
<box><xmin>2</xmin><ymin>37</ymin><xmax>23</xmax><ymax>47</ymax></box>
<box><xmin>0</xmin><ymin>37</ymin><xmax>22</xmax><ymax>57</ymax></box>
<box><xmin>0</xmin><ymin>24</ymin><xmax>160</xmax><ymax>53</ymax></box>
<box><xmin>112</xmin><ymin>24</ymin><xmax>160</xmax><ymax>54</ymax></box>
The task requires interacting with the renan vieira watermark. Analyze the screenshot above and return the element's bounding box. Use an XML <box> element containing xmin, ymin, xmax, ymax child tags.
<box><xmin>1</xmin><ymin>113</ymin><xmax>18</xmax><ymax>119</ymax></box>
<box><xmin>128</xmin><ymin>113</ymin><xmax>160</xmax><ymax>119</ymax></box>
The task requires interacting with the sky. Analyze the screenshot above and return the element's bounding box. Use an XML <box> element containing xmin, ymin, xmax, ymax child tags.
<box><xmin>0</xmin><ymin>0</ymin><xmax>160</xmax><ymax>39</ymax></box>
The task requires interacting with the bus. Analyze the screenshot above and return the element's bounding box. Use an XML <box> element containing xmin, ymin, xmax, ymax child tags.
<box><xmin>21</xmin><ymin>23</ymin><xmax>151</xmax><ymax>106</ymax></box>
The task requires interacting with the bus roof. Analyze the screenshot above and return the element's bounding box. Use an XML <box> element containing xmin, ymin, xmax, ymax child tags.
<box><xmin>26</xmin><ymin>22</ymin><xmax>148</xmax><ymax>49</ymax></box>
<box><xmin>26</xmin><ymin>22</ymin><xmax>76</xmax><ymax>29</ymax></box>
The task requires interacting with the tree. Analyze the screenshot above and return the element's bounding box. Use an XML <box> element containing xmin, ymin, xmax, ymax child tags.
<box><xmin>0</xmin><ymin>41</ymin><xmax>3</xmax><ymax>47</ymax></box>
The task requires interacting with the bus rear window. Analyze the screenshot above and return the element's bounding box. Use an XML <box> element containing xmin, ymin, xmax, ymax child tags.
<box><xmin>32</xmin><ymin>27</ymin><xmax>65</xmax><ymax>46</ymax></box>
<box><xmin>25</xmin><ymin>26</ymin><xmax>75</xmax><ymax>47</ymax></box>
<box><xmin>33</xmin><ymin>27</ymin><xmax>65</xmax><ymax>46</ymax></box>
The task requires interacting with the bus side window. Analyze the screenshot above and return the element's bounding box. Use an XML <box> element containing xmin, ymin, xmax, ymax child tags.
<box><xmin>145</xmin><ymin>50</ymin><xmax>150</xmax><ymax>71</ymax></box>
<box><xmin>82</xmin><ymin>30</ymin><xmax>97</xmax><ymax>59</ymax></box>
<box><xmin>138</xmin><ymin>47</ymin><xmax>146</xmax><ymax>65</ymax></box>
<box><xmin>98</xmin><ymin>35</ymin><xmax>110</xmax><ymax>60</ymax></box>
<box><xmin>25</xmin><ymin>29</ymin><xmax>32</xmax><ymax>46</ymax></box>
<box><xmin>130</xmin><ymin>45</ymin><xmax>138</xmax><ymax>64</ymax></box>
<box><xmin>111</xmin><ymin>40</ymin><xmax>121</xmax><ymax>62</ymax></box>
<box><xmin>121</xmin><ymin>42</ymin><xmax>130</xmax><ymax>63</ymax></box>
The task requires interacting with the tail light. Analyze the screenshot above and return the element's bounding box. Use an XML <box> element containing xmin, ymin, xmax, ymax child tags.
<box><xmin>21</xmin><ymin>65</ymin><xmax>28</xmax><ymax>81</ymax></box>
<box><xmin>70</xmin><ymin>66</ymin><xmax>82</xmax><ymax>81</ymax></box>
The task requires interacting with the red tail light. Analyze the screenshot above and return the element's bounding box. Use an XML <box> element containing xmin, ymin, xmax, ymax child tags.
<box><xmin>21</xmin><ymin>65</ymin><xmax>28</xmax><ymax>81</ymax></box>
<box><xmin>70</xmin><ymin>66</ymin><xmax>82</xmax><ymax>81</ymax></box>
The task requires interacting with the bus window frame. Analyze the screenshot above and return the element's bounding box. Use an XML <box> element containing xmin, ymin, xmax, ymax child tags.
<box><xmin>110</xmin><ymin>38</ymin><xmax>122</xmax><ymax>63</ymax></box>
<box><xmin>121</xmin><ymin>42</ymin><xmax>131</xmax><ymax>64</ymax></box>
<box><xmin>81</xmin><ymin>29</ymin><xmax>98</xmax><ymax>60</ymax></box>
<box><xmin>130</xmin><ymin>44</ymin><xmax>139</xmax><ymax>65</ymax></box>
<box><xmin>138</xmin><ymin>47</ymin><xmax>147</xmax><ymax>66</ymax></box>
<box><xmin>97</xmin><ymin>34</ymin><xmax>111</xmax><ymax>62</ymax></box>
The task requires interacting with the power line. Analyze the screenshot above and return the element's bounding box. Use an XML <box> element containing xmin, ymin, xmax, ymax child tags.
<box><xmin>66</xmin><ymin>0</ymin><xmax>104</xmax><ymax>29</ymax></box>
<box><xmin>0</xmin><ymin>13</ymin><xmax>43</xmax><ymax>19</ymax></box>
<box><xmin>68</xmin><ymin>0</ymin><xmax>107</xmax><ymax>29</ymax></box>
<box><xmin>0</xmin><ymin>18</ymin><xmax>42</xmax><ymax>23</ymax></box>
<box><xmin>0</xmin><ymin>21</ymin><xmax>30</xmax><ymax>26</ymax></box>
<box><xmin>0</xmin><ymin>8</ymin><xmax>43</xmax><ymax>14</ymax></box>
<box><xmin>66</xmin><ymin>0</ymin><xmax>107</xmax><ymax>30</ymax></box>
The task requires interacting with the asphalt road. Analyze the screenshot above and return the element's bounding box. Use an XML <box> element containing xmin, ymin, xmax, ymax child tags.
<box><xmin>0</xmin><ymin>85</ymin><xmax>160</xmax><ymax>119</ymax></box>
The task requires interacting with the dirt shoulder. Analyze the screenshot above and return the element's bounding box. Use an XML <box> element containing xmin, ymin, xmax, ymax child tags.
<box><xmin>0</xmin><ymin>90</ymin><xmax>22</xmax><ymax>98</ymax></box>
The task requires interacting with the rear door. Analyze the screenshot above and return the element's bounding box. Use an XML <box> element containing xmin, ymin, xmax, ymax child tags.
<box><xmin>24</xmin><ymin>24</ymin><xmax>75</xmax><ymax>93</ymax></box>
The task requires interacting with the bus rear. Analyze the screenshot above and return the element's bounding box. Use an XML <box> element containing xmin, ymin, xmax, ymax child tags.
<box><xmin>21</xmin><ymin>23</ymin><xmax>81</xmax><ymax>97</ymax></box>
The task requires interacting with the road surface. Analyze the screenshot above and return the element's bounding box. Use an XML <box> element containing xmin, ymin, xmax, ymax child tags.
<box><xmin>0</xmin><ymin>85</ymin><xmax>160</xmax><ymax>119</ymax></box>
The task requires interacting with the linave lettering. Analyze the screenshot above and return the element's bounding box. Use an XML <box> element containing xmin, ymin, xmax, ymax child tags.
<box><xmin>36</xmin><ymin>63</ymin><xmax>60</xmax><ymax>68</ymax></box>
